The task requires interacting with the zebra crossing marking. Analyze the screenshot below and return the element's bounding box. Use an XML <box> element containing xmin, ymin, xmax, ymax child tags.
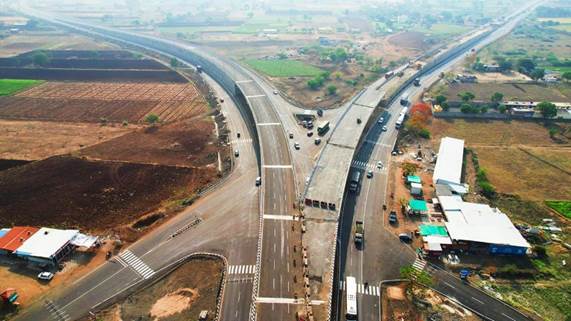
<box><xmin>118</xmin><ymin>250</ymin><xmax>155</xmax><ymax>279</ymax></box>
<box><xmin>351</xmin><ymin>160</ymin><xmax>386</xmax><ymax>173</ymax></box>
<box><xmin>339</xmin><ymin>281</ymin><xmax>380</xmax><ymax>296</ymax></box>
<box><xmin>412</xmin><ymin>258</ymin><xmax>427</xmax><ymax>272</ymax></box>
<box><xmin>44</xmin><ymin>300</ymin><xmax>70</xmax><ymax>321</ymax></box>
<box><xmin>229</xmin><ymin>138</ymin><xmax>253</xmax><ymax>146</ymax></box>
<box><xmin>228</xmin><ymin>264</ymin><xmax>256</xmax><ymax>275</ymax></box>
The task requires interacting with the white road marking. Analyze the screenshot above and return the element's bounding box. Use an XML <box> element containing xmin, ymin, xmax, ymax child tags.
<box><xmin>119</xmin><ymin>250</ymin><xmax>155</xmax><ymax>279</ymax></box>
<box><xmin>502</xmin><ymin>313</ymin><xmax>518</xmax><ymax>321</ymax></box>
<box><xmin>256</xmin><ymin>297</ymin><xmax>326</xmax><ymax>305</ymax></box>
<box><xmin>339</xmin><ymin>281</ymin><xmax>380</xmax><ymax>297</ymax></box>
<box><xmin>471</xmin><ymin>297</ymin><xmax>484</xmax><ymax>304</ymax></box>
<box><xmin>263</xmin><ymin>165</ymin><xmax>293</xmax><ymax>169</ymax></box>
<box><xmin>443</xmin><ymin>281</ymin><xmax>456</xmax><ymax>289</ymax></box>
<box><xmin>228</xmin><ymin>264</ymin><xmax>255</xmax><ymax>275</ymax></box>
<box><xmin>351</xmin><ymin>159</ymin><xmax>387</xmax><ymax>173</ymax></box>
<box><xmin>263</xmin><ymin>214</ymin><xmax>298</xmax><ymax>221</ymax></box>
<box><xmin>246</xmin><ymin>94</ymin><xmax>266</xmax><ymax>98</ymax></box>
<box><xmin>236</xmin><ymin>80</ymin><xmax>253</xmax><ymax>83</ymax></box>
<box><xmin>256</xmin><ymin>122</ymin><xmax>281</xmax><ymax>126</ymax></box>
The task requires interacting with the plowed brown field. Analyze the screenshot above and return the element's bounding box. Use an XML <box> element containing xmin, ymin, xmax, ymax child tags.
<box><xmin>0</xmin><ymin>156</ymin><xmax>217</xmax><ymax>232</ymax></box>
<box><xmin>0</xmin><ymin>82</ymin><xmax>207</xmax><ymax>123</ymax></box>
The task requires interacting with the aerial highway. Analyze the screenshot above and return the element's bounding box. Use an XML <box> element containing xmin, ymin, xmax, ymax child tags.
<box><xmin>16</xmin><ymin>7</ymin><xmax>303</xmax><ymax>321</ymax></box>
<box><xmin>337</xmin><ymin>1</ymin><xmax>543</xmax><ymax>321</ymax></box>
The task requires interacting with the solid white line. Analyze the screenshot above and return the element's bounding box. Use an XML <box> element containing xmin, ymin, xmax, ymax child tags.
<box><xmin>263</xmin><ymin>165</ymin><xmax>293</xmax><ymax>169</ymax></box>
<box><xmin>443</xmin><ymin>281</ymin><xmax>456</xmax><ymax>289</ymax></box>
<box><xmin>502</xmin><ymin>313</ymin><xmax>517</xmax><ymax>321</ymax></box>
<box><xmin>256</xmin><ymin>122</ymin><xmax>281</xmax><ymax>126</ymax></box>
<box><xmin>236</xmin><ymin>80</ymin><xmax>253</xmax><ymax>83</ymax></box>
<box><xmin>256</xmin><ymin>297</ymin><xmax>326</xmax><ymax>305</ymax></box>
<box><xmin>246</xmin><ymin>94</ymin><xmax>266</xmax><ymax>98</ymax></box>
<box><xmin>263</xmin><ymin>214</ymin><xmax>296</xmax><ymax>221</ymax></box>
<box><xmin>472</xmin><ymin>296</ymin><xmax>484</xmax><ymax>304</ymax></box>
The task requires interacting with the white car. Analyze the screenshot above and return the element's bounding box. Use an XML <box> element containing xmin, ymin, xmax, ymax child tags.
<box><xmin>294</xmin><ymin>142</ymin><xmax>300</xmax><ymax>150</ymax></box>
<box><xmin>273</xmin><ymin>90</ymin><xmax>279</xmax><ymax>95</ymax></box>
<box><xmin>38</xmin><ymin>271</ymin><xmax>54</xmax><ymax>281</ymax></box>
<box><xmin>377</xmin><ymin>161</ymin><xmax>383</xmax><ymax>169</ymax></box>
<box><xmin>377</xmin><ymin>117</ymin><xmax>384</xmax><ymax>124</ymax></box>
<box><xmin>382</xmin><ymin>126</ymin><xmax>388</xmax><ymax>132</ymax></box>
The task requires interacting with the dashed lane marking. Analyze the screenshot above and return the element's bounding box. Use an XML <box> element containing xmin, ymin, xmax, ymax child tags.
<box><xmin>118</xmin><ymin>250</ymin><xmax>155</xmax><ymax>279</ymax></box>
<box><xmin>471</xmin><ymin>296</ymin><xmax>484</xmax><ymax>304</ymax></box>
<box><xmin>228</xmin><ymin>264</ymin><xmax>256</xmax><ymax>275</ymax></box>
<box><xmin>339</xmin><ymin>281</ymin><xmax>380</xmax><ymax>296</ymax></box>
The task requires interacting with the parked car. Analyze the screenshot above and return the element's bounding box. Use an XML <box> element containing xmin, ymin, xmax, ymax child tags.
<box><xmin>38</xmin><ymin>271</ymin><xmax>54</xmax><ymax>281</ymax></box>
<box><xmin>307</xmin><ymin>131</ymin><xmax>314</xmax><ymax>137</ymax></box>
<box><xmin>377</xmin><ymin>161</ymin><xmax>383</xmax><ymax>169</ymax></box>
<box><xmin>382</xmin><ymin>126</ymin><xmax>388</xmax><ymax>132</ymax></box>
<box><xmin>234</xmin><ymin>149</ymin><xmax>239</xmax><ymax>157</ymax></box>
<box><xmin>389</xmin><ymin>211</ymin><xmax>398</xmax><ymax>224</ymax></box>
<box><xmin>273</xmin><ymin>90</ymin><xmax>279</xmax><ymax>95</ymax></box>
<box><xmin>378</xmin><ymin>117</ymin><xmax>384</xmax><ymax>124</ymax></box>
<box><xmin>366</xmin><ymin>170</ymin><xmax>373</xmax><ymax>178</ymax></box>
<box><xmin>314</xmin><ymin>138</ymin><xmax>321</xmax><ymax>145</ymax></box>
<box><xmin>255</xmin><ymin>177</ymin><xmax>261</xmax><ymax>186</ymax></box>
<box><xmin>220</xmin><ymin>98</ymin><xmax>224</xmax><ymax>103</ymax></box>
<box><xmin>398</xmin><ymin>233</ymin><xmax>412</xmax><ymax>243</ymax></box>
<box><xmin>289</xmin><ymin>132</ymin><xmax>294</xmax><ymax>139</ymax></box>
<box><xmin>237</xmin><ymin>132</ymin><xmax>241</xmax><ymax>138</ymax></box>
<box><xmin>294</xmin><ymin>142</ymin><xmax>300</xmax><ymax>150</ymax></box>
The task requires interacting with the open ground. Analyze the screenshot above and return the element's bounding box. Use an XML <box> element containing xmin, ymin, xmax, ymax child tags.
<box><xmin>81</xmin><ymin>257</ymin><xmax>224</xmax><ymax>321</ymax></box>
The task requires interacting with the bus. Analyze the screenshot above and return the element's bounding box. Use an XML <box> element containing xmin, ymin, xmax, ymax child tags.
<box><xmin>317</xmin><ymin>121</ymin><xmax>330</xmax><ymax>136</ymax></box>
<box><xmin>349</xmin><ymin>171</ymin><xmax>361</xmax><ymax>193</ymax></box>
<box><xmin>395</xmin><ymin>107</ymin><xmax>408</xmax><ymax>129</ymax></box>
<box><xmin>345</xmin><ymin>276</ymin><xmax>358</xmax><ymax>320</ymax></box>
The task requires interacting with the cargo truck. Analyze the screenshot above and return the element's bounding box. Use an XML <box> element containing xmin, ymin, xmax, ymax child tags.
<box><xmin>354</xmin><ymin>220</ymin><xmax>364</xmax><ymax>246</ymax></box>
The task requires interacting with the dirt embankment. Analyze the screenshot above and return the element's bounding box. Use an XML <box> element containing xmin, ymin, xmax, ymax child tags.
<box><xmin>81</xmin><ymin>257</ymin><xmax>224</xmax><ymax>321</ymax></box>
<box><xmin>0</xmin><ymin>156</ymin><xmax>217</xmax><ymax>238</ymax></box>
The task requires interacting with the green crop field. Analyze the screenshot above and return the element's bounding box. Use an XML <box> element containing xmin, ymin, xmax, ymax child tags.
<box><xmin>545</xmin><ymin>200</ymin><xmax>571</xmax><ymax>219</ymax></box>
<box><xmin>0</xmin><ymin>79</ymin><xmax>42</xmax><ymax>96</ymax></box>
<box><xmin>244</xmin><ymin>59</ymin><xmax>324</xmax><ymax>77</ymax></box>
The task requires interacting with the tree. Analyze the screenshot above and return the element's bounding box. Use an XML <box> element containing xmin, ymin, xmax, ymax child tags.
<box><xmin>563</xmin><ymin>72</ymin><xmax>571</xmax><ymax>82</ymax></box>
<box><xmin>530</xmin><ymin>68</ymin><xmax>545</xmax><ymax>81</ymax></box>
<box><xmin>498</xmin><ymin>104</ymin><xmax>507</xmax><ymax>114</ymax></box>
<box><xmin>435</xmin><ymin>95</ymin><xmax>447</xmax><ymax>106</ymax></box>
<box><xmin>326</xmin><ymin>85</ymin><xmax>337</xmax><ymax>95</ymax></box>
<box><xmin>170</xmin><ymin>58</ymin><xmax>180</xmax><ymax>68</ymax></box>
<box><xmin>460</xmin><ymin>103</ymin><xmax>478</xmax><ymax>113</ymax></box>
<box><xmin>499</xmin><ymin>59</ymin><xmax>513</xmax><ymax>71</ymax></box>
<box><xmin>307</xmin><ymin>78</ymin><xmax>321</xmax><ymax>90</ymax></box>
<box><xmin>458</xmin><ymin>91</ymin><xmax>475</xmax><ymax>102</ymax></box>
<box><xmin>145</xmin><ymin>113</ymin><xmax>160</xmax><ymax>125</ymax></box>
<box><xmin>480</xmin><ymin>105</ymin><xmax>488</xmax><ymax>113</ymax></box>
<box><xmin>32</xmin><ymin>51</ymin><xmax>49</xmax><ymax>66</ymax></box>
<box><xmin>491</xmin><ymin>92</ymin><xmax>504</xmax><ymax>105</ymax></box>
<box><xmin>536</xmin><ymin>101</ymin><xmax>557</xmax><ymax>118</ymax></box>
<box><xmin>517</xmin><ymin>58</ymin><xmax>535</xmax><ymax>73</ymax></box>
<box><xmin>548</xmin><ymin>127</ymin><xmax>558</xmax><ymax>138</ymax></box>
<box><xmin>401</xmin><ymin>162</ymin><xmax>418</xmax><ymax>176</ymax></box>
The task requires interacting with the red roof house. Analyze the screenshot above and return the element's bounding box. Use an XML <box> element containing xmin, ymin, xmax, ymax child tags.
<box><xmin>0</xmin><ymin>226</ymin><xmax>39</xmax><ymax>253</ymax></box>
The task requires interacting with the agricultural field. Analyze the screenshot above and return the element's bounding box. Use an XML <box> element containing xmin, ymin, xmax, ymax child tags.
<box><xmin>430</xmin><ymin>119</ymin><xmax>571</xmax><ymax>201</ymax></box>
<box><xmin>81</xmin><ymin>118</ymin><xmax>219</xmax><ymax>168</ymax></box>
<box><xmin>244</xmin><ymin>59</ymin><xmax>324</xmax><ymax>77</ymax></box>
<box><xmin>0</xmin><ymin>120</ymin><xmax>136</xmax><ymax>161</ymax></box>
<box><xmin>0</xmin><ymin>79</ymin><xmax>42</xmax><ymax>96</ymax></box>
<box><xmin>412</xmin><ymin>23</ymin><xmax>471</xmax><ymax>37</ymax></box>
<box><xmin>81</xmin><ymin>257</ymin><xmax>223</xmax><ymax>321</ymax></box>
<box><xmin>545</xmin><ymin>200</ymin><xmax>571</xmax><ymax>219</ymax></box>
<box><xmin>0</xmin><ymin>82</ymin><xmax>206</xmax><ymax>123</ymax></box>
<box><xmin>0</xmin><ymin>156</ymin><xmax>217</xmax><ymax>239</ymax></box>
<box><xmin>440</xmin><ymin>82</ymin><xmax>571</xmax><ymax>103</ymax></box>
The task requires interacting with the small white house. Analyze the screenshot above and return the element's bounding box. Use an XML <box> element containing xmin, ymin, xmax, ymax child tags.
<box><xmin>410</xmin><ymin>182</ymin><xmax>423</xmax><ymax>195</ymax></box>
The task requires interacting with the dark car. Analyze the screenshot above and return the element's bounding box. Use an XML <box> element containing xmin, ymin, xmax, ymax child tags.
<box><xmin>389</xmin><ymin>211</ymin><xmax>398</xmax><ymax>224</ymax></box>
<box><xmin>399</xmin><ymin>233</ymin><xmax>412</xmax><ymax>243</ymax></box>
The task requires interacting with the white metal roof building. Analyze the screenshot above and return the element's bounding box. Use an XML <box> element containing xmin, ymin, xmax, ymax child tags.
<box><xmin>443</xmin><ymin>200</ymin><xmax>529</xmax><ymax>254</ymax></box>
<box><xmin>433</xmin><ymin>137</ymin><xmax>465</xmax><ymax>186</ymax></box>
<box><xmin>14</xmin><ymin>228</ymin><xmax>79</xmax><ymax>265</ymax></box>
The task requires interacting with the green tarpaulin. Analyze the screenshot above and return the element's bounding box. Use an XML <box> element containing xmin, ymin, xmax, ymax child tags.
<box><xmin>407</xmin><ymin>175</ymin><xmax>421</xmax><ymax>184</ymax></box>
<box><xmin>409</xmin><ymin>199</ymin><xmax>428</xmax><ymax>212</ymax></box>
<box><xmin>419</xmin><ymin>225</ymin><xmax>448</xmax><ymax>236</ymax></box>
